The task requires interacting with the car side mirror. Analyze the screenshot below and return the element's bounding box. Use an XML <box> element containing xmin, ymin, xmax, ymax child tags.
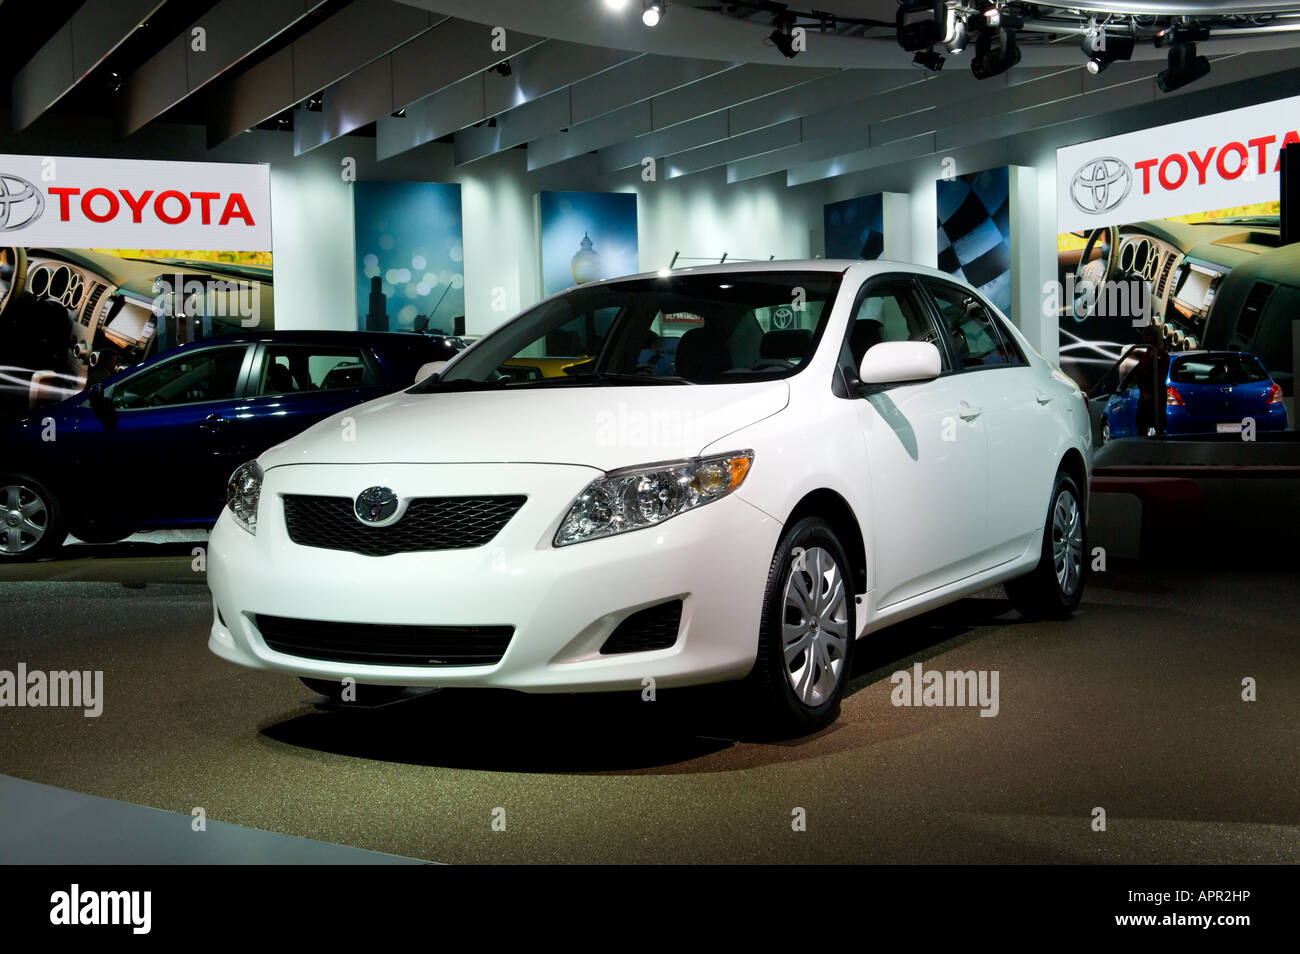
<box><xmin>415</xmin><ymin>360</ymin><xmax>448</xmax><ymax>384</ymax></box>
<box><xmin>859</xmin><ymin>341</ymin><xmax>942</xmax><ymax>387</ymax></box>
<box><xmin>87</xmin><ymin>383</ymin><xmax>118</xmax><ymax>429</ymax></box>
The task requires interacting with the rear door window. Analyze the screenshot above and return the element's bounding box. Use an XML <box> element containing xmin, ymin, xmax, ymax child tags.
<box><xmin>257</xmin><ymin>346</ymin><xmax>379</xmax><ymax>395</ymax></box>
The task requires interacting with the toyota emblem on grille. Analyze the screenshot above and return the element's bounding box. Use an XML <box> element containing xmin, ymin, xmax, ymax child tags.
<box><xmin>0</xmin><ymin>174</ymin><xmax>45</xmax><ymax>232</ymax></box>
<box><xmin>354</xmin><ymin>486</ymin><xmax>398</xmax><ymax>525</ymax></box>
<box><xmin>1069</xmin><ymin>157</ymin><xmax>1132</xmax><ymax>215</ymax></box>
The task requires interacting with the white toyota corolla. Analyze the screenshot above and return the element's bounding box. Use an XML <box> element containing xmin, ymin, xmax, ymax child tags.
<box><xmin>208</xmin><ymin>261</ymin><xmax>1091</xmax><ymax>733</ymax></box>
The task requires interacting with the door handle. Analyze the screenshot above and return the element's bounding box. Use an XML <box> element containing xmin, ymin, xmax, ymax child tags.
<box><xmin>1034</xmin><ymin>390</ymin><xmax>1053</xmax><ymax>405</ymax></box>
<box><xmin>198</xmin><ymin>414</ymin><xmax>226</xmax><ymax>432</ymax></box>
<box><xmin>958</xmin><ymin>401</ymin><xmax>982</xmax><ymax>421</ymax></box>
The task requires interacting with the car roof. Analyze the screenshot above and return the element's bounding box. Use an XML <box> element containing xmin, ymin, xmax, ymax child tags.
<box><xmin>558</xmin><ymin>258</ymin><xmax>974</xmax><ymax>290</ymax></box>
<box><xmin>171</xmin><ymin>330</ymin><xmax>438</xmax><ymax>348</ymax></box>
<box><xmin>1169</xmin><ymin>350</ymin><xmax>1261</xmax><ymax>360</ymax></box>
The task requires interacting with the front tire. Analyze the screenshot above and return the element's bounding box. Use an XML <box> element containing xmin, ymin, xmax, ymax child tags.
<box><xmin>748</xmin><ymin>517</ymin><xmax>856</xmax><ymax>736</ymax></box>
<box><xmin>0</xmin><ymin>475</ymin><xmax>64</xmax><ymax>561</ymax></box>
<box><xmin>1005</xmin><ymin>472</ymin><xmax>1086</xmax><ymax>619</ymax></box>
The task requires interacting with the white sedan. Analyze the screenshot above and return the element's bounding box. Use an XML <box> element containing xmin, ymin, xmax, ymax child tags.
<box><xmin>208</xmin><ymin>261</ymin><xmax>1091</xmax><ymax>734</ymax></box>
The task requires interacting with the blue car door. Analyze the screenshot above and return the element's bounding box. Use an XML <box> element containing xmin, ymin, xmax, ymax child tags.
<box><xmin>74</xmin><ymin>343</ymin><xmax>256</xmax><ymax>525</ymax></box>
<box><xmin>232</xmin><ymin>342</ymin><xmax>391</xmax><ymax>458</ymax></box>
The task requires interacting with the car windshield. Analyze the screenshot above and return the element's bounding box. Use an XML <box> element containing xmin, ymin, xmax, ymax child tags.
<box><xmin>1170</xmin><ymin>354</ymin><xmax>1270</xmax><ymax>385</ymax></box>
<box><xmin>411</xmin><ymin>271</ymin><xmax>844</xmax><ymax>390</ymax></box>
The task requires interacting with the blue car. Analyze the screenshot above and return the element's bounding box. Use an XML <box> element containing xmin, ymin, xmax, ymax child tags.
<box><xmin>0</xmin><ymin>331</ymin><xmax>448</xmax><ymax>560</ymax></box>
<box><xmin>1101</xmin><ymin>350</ymin><xmax>1288</xmax><ymax>442</ymax></box>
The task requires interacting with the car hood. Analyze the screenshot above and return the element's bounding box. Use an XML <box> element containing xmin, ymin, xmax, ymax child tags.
<box><xmin>259</xmin><ymin>380</ymin><xmax>790</xmax><ymax>472</ymax></box>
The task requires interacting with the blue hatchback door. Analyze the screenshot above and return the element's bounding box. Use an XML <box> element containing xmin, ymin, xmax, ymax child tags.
<box><xmin>74</xmin><ymin>343</ymin><xmax>257</xmax><ymax>525</ymax></box>
<box><xmin>231</xmin><ymin>341</ymin><xmax>391</xmax><ymax>458</ymax></box>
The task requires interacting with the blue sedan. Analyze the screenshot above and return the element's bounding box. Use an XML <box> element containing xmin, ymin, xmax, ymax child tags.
<box><xmin>0</xmin><ymin>331</ymin><xmax>450</xmax><ymax>560</ymax></box>
<box><xmin>1101</xmin><ymin>350</ymin><xmax>1289</xmax><ymax>442</ymax></box>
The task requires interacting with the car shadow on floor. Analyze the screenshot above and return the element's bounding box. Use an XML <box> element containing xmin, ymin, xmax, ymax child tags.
<box><xmin>257</xmin><ymin>594</ymin><xmax>1024</xmax><ymax>775</ymax></box>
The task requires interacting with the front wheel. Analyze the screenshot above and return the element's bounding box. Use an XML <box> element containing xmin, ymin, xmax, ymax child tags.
<box><xmin>747</xmin><ymin>517</ymin><xmax>856</xmax><ymax>736</ymax></box>
<box><xmin>0</xmin><ymin>475</ymin><xmax>64</xmax><ymax>561</ymax></box>
<box><xmin>1005</xmin><ymin>472</ymin><xmax>1086</xmax><ymax>619</ymax></box>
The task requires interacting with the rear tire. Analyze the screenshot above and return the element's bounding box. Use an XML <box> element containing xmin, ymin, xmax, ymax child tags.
<box><xmin>1005</xmin><ymin>471</ymin><xmax>1086</xmax><ymax>620</ymax></box>
<box><xmin>0</xmin><ymin>474</ymin><xmax>64</xmax><ymax>562</ymax></box>
<box><xmin>747</xmin><ymin>517</ymin><xmax>856</xmax><ymax>737</ymax></box>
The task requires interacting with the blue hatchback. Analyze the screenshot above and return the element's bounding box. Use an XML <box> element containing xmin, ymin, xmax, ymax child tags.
<box><xmin>0</xmin><ymin>331</ymin><xmax>448</xmax><ymax>560</ymax></box>
<box><xmin>1101</xmin><ymin>350</ymin><xmax>1289</xmax><ymax>442</ymax></box>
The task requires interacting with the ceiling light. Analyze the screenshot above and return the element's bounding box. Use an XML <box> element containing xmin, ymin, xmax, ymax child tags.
<box><xmin>896</xmin><ymin>0</ymin><xmax>945</xmax><ymax>52</ymax></box>
<box><xmin>970</xmin><ymin>27</ymin><xmax>1020</xmax><ymax>80</ymax></box>
<box><xmin>604</xmin><ymin>0</ymin><xmax>630</xmax><ymax>10</ymax></box>
<box><xmin>944</xmin><ymin>13</ymin><xmax>968</xmax><ymax>54</ymax></box>
<box><xmin>770</xmin><ymin>15</ymin><xmax>800</xmax><ymax>58</ymax></box>
<box><xmin>1157</xmin><ymin>41</ymin><xmax>1211</xmax><ymax>92</ymax></box>
<box><xmin>1081</xmin><ymin>30</ymin><xmax>1135</xmax><ymax>76</ymax></box>
<box><xmin>642</xmin><ymin>0</ymin><xmax>664</xmax><ymax>27</ymax></box>
<box><xmin>913</xmin><ymin>49</ymin><xmax>945</xmax><ymax>72</ymax></box>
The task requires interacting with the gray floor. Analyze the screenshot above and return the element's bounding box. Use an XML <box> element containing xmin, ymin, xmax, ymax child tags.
<box><xmin>0</xmin><ymin>558</ymin><xmax>1296</xmax><ymax>864</ymax></box>
<box><xmin>0</xmin><ymin>775</ymin><xmax>425</xmax><ymax>864</ymax></box>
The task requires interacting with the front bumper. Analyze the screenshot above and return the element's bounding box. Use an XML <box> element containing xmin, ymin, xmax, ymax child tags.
<box><xmin>207</xmin><ymin>461</ymin><xmax>780</xmax><ymax>692</ymax></box>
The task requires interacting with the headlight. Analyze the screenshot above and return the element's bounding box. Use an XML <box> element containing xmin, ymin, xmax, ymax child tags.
<box><xmin>226</xmin><ymin>460</ymin><xmax>263</xmax><ymax>534</ymax></box>
<box><xmin>554</xmin><ymin>450</ymin><xmax>753</xmax><ymax>547</ymax></box>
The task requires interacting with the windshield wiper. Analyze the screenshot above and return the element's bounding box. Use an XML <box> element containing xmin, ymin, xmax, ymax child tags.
<box><xmin>576</xmin><ymin>371</ymin><xmax>690</xmax><ymax>385</ymax></box>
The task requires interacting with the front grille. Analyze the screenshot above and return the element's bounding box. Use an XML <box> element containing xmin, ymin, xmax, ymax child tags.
<box><xmin>282</xmin><ymin>494</ymin><xmax>526</xmax><ymax>557</ymax></box>
<box><xmin>600</xmin><ymin>600</ymin><xmax>683</xmax><ymax>655</ymax></box>
<box><xmin>257</xmin><ymin>615</ymin><xmax>513</xmax><ymax>666</ymax></box>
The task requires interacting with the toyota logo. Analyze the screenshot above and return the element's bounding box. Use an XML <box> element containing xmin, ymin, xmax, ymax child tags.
<box><xmin>0</xmin><ymin>174</ymin><xmax>45</xmax><ymax>231</ymax></box>
<box><xmin>354</xmin><ymin>486</ymin><xmax>399</xmax><ymax>525</ymax></box>
<box><xmin>1069</xmin><ymin>157</ymin><xmax>1132</xmax><ymax>215</ymax></box>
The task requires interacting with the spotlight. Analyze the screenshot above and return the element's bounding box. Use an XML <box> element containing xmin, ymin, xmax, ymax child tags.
<box><xmin>913</xmin><ymin>49</ymin><xmax>945</xmax><ymax>72</ymax></box>
<box><xmin>1081</xmin><ymin>31</ymin><xmax>1134</xmax><ymax>75</ymax></box>
<box><xmin>642</xmin><ymin>0</ymin><xmax>664</xmax><ymax>27</ymax></box>
<box><xmin>896</xmin><ymin>0</ymin><xmax>946</xmax><ymax>53</ymax></box>
<box><xmin>1157</xmin><ymin>41</ymin><xmax>1210</xmax><ymax>92</ymax></box>
<box><xmin>970</xmin><ymin>27</ymin><xmax>1019</xmax><ymax>79</ymax></box>
<box><xmin>944</xmin><ymin>13</ymin><xmax>967</xmax><ymax>54</ymax></box>
<box><xmin>770</xmin><ymin>15</ymin><xmax>800</xmax><ymax>58</ymax></box>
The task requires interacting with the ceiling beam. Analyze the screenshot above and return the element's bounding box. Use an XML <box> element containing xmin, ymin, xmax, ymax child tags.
<box><xmin>12</xmin><ymin>0</ymin><xmax>165</xmax><ymax>131</ymax></box>
<box><xmin>294</xmin><ymin>18</ymin><xmax>546</xmax><ymax>155</ymax></box>
<box><xmin>119</xmin><ymin>0</ymin><xmax>328</xmax><ymax>139</ymax></box>
<box><xmin>782</xmin><ymin>47</ymin><xmax>1300</xmax><ymax>187</ymax></box>
<box><xmin>526</xmin><ymin>56</ymin><xmax>736</xmax><ymax>171</ymax></box>
<box><xmin>377</xmin><ymin>38</ymin><xmax>630</xmax><ymax>162</ymax></box>
<box><xmin>206</xmin><ymin>0</ymin><xmax>439</xmax><ymax>147</ymax></box>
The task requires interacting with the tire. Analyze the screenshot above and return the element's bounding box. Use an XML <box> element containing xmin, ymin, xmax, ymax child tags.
<box><xmin>1005</xmin><ymin>471</ymin><xmax>1086</xmax><ymax>620</ymax></box>
<box><xmin>0</xmin><ymin>474</ymin><xmax>64</xmax><ymax>561</ymax></box>
<box><xmin>72</xmin><ymin>524</ymin><xmax>131</xmax><ymax>545</ymax></box>
<box><xmin>747</xmin><ymin>516</ymin><xmax>856</xmax><ymax>736</ymax></box>
<box><xmin>300</xmin><ymin>677</ymin><xmax>408</xmax><ymax>707</ymax></box>
<box><xmin>1099</xmin><ymin>417</ymin><xmax>1110</xmax><ymax>445</ymax></box>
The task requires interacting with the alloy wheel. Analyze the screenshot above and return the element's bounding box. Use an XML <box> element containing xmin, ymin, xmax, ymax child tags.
<box><xmin>1051</xmin><ymin>489</ymin><xmax>1084</xmax><ymax>597</ymax></box>
<box><xmin>781</xmin><ymin>545</ymin><xmax>849</xmax><ymax>707</ymax></box>
<box><xmin>0</xmin><ymin>483</ymin><xmax>49</xmax><ymax>555</ymax></box>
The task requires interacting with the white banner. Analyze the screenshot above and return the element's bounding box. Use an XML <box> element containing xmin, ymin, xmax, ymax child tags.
<box><xmin>0</xmin><ymin>154</ymin><xmax>271</xmax><ymax>251</ymax></box>
<box><xmin>1056</xmin><ymin>95</ymin><xmax>1300</xmax><ymax>234</ymax></box>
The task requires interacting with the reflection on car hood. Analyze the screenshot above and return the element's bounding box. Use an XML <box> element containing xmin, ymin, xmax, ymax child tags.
<box><xmin>259</xmin><ymin>381</ymin><xmax>790</xmax><ymax>472</ymax></box>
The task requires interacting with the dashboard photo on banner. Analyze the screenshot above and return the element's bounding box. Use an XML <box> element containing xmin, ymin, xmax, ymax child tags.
<box><xmin>1055</xmin><ymin>95</ymin><xmax>1298</xmax><ymax>410</ymax></box>
<box><xmin>0</xmin><ymin>154</ymin><xmax>272</xmax><ymax>415</ymax></box>
<box><xmin>824</xmin><ymin>194</ymin><xmax>885</xmax><ymax>261</ymax></box>
<box><xmin>538</xmin><ymin>191</ymin><xmax>638</xmax><ymax>298</ymax></box>
<box><xmin>936</xmin><ymin>167</ymin><xmax>1013</xmax><ymax>318</ymax></box>
<box><xmin>353</xmin><ymin>181</ymin><xmax>465</xmax><ymax>335</ymax></box>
